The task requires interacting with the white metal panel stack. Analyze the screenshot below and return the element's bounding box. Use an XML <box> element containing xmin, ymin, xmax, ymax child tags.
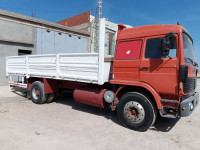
<box><xmin>6</xmin><ymin>56</ymin><xmax>27</xmax><ymax>75</ymax></box>
<box><xmin>29</xmin><ymin>54</ymin><xmax>57</xmax><ymax>78</ymax></box>
<box><xmin>6</xmin><ymin>53</ymin><xmax>101</xmax><ymax>84</ymax></box>
<box><xmin>59</xmin><ymin>53</ymin><xmax>99</xmax><ymax>83</ymax></box>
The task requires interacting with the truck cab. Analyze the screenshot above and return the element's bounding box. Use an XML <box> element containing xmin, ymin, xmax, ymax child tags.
<box><xmin>111</xmin><ymin>24</ymin><xmax>198</xmax><ymax>124</ymax></box>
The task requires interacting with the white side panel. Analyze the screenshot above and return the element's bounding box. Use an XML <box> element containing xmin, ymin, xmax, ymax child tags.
<box><xmin>6</xmin><ymin>56</ymin><xmax>27</xmax><ymax>75</ymax></box>
<box><xmin>103</xmin><ymin>62</ymin><xmax>112</xmax><ymax>82</ymax></box>
<box><xmin>28</xmin><ymin>54</ymin><xmax>57</xmax><ymax>77</ymax></box>
<box><xmin>6</xmin><ymin>53</ymin><xmax>102</xmax><ymax>84</ymax></box>
<box><xmin>58</xmin><ymin>53</ymin><xmax>99</xmax><ymax>83</ymax></box>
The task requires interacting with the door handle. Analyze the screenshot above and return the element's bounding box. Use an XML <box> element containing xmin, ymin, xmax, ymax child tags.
<box><xmin>139</xmin><ymin>67</ymin><xmax>148</xmax><ymax>71</ymax></box>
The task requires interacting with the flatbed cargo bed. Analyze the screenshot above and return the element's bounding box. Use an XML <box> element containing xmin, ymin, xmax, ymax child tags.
<box><xmin>6</xmin><ymin>53</ymin><xmax>112</xmax><ymax>85</ymax></box>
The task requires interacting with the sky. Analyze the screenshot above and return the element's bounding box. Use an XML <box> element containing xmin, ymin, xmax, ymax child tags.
<box><xmin>0</xmin><ymin>0</ymin><xmax>200</xmax><ymax>68</ymax></box>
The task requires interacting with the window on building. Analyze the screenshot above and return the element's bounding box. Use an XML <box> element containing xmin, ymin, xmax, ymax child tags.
<box><xmin>145</xmin><ymin>37</ymin><xmax>177</xmax><ymax>58</ymax></box>
<box><xmin>116</xmin><ymin>40</ymin><xmax>142</xmax><ymax>60</ymax></box>
<box><xmin>18</xmin><ymin>50</ymin><xmax>32</xmax><ymax>56</ymax></box>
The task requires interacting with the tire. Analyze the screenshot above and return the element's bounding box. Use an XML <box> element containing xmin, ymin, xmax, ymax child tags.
<box><xmin>30</xmin><ymin>81</ymin><xmax>47</xmax><ymax>104</ymax></box>
<box><xmin>27</xmin><ymin>91</ymin><xmax>31</xmax><ymax>100</ymax></box>
<box><xmin>46</xmin><ymin>93</ymin><xmax>55</xmax><ymax>103</ymax></box>
<box><xmin>117</xmin><ymin>92</ymin><xmax>156</xmax><ymax>132</ymax></box>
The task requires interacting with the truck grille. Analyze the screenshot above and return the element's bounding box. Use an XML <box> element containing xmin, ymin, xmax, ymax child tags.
<box><xmin>183</xmin><ymin>77</ymin><xmax>197</xmax><ymax>93</ymax></box>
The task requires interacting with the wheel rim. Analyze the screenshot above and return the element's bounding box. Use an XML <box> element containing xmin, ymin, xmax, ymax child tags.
<box><xmin>32</xmin><ymin>86</ymin><xmax>40</xmax><ymax>100</ymax></box>
<box><xmin>124</xmin><ymin>101</ymin><xmax>145</xmax><ymax>123</ymax></box>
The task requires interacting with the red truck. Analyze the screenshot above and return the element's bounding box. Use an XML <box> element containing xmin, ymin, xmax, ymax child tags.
<box><xmin>6</xmin><ymin>22</ymin><xmax>199</xmax><ymax>131</ymax></box>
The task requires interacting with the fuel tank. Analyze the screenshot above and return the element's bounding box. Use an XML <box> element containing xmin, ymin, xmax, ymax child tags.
<box><xmin>73</xmin><ymin>87</ymin><xmax>108</xmax><ymax>108</ymax></box>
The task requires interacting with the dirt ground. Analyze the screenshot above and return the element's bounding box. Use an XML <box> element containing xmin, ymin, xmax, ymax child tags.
<box><xmin>0</xmin><ymin>79</ymin><xmax>199</xmax><ymax>150</ymax></box>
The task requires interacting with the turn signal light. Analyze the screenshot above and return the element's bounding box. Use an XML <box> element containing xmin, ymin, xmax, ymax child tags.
<box><xmin>182</xmin><ymin>107</ymin><xmax>186</xmax><ymax>110</ymax></box>
<box><xmin>179</xmin><ymin>82</ymin><xmax>183</xmax><ymax>90</ymax></box>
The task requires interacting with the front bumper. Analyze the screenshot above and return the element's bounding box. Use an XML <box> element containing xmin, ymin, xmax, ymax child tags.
<box><xmin>180</xmin><ymin>92</ymin><xmax>199</xmax><ymax>117</ymax></box>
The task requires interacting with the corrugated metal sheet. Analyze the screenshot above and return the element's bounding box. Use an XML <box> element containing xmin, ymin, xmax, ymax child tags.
<box><xmin>36</xmin><ymin>28</ymin><xmax>88</xmax><ymax>54</ymax></box>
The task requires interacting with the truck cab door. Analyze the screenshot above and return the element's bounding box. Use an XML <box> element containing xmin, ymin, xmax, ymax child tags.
<box><xmin>113</xmin><ymin>40</ymin><xmax>142</xmax><ymax>81</ymax></box>
<box><xmin>139</xmin><ymin>35</ymin><xmax>179</xmax><ymax>96</ymax></box>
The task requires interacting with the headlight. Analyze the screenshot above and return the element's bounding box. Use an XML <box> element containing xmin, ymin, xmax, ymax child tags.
<box><xmin>189</xmin><ymin>102</ymin><xmax>194</xmax><ymax>111</ymax></box>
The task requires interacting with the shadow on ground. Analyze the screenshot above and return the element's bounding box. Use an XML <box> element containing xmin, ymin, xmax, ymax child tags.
<box><xmin>150</xmin><ymin>115</ymin><xmax>180</xmax><ymax>132</ymax></box>
<box><xmin>11</xmin><ymin>87</ymin><xmax>27</xmax><ymax>97</ymax></box>
<box><xmin>54</xmin><ymin>93</ymin><xmax>181</xmax><ymax>132</ymax></box>
<box><xmin>54</xmin><ymin>92</ymin><xmax>122</xmax><ymax>126</ymax></box>
<box><xmin>11</xmin><ymin>89</ymin><xmax>181</xmax><ymax>132</ymax></box>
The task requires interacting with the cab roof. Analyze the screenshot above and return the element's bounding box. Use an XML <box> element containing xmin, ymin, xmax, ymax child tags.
<box><xmin>118</xmin><ymin>24</ymin><xmax>185</xmax><ymax>40</ymax></box>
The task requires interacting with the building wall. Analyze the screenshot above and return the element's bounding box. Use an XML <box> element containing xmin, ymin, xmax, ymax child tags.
<box><xmin>57</xmin><ymin>11</ymin><xmax>91</xmax><ymax>32</ymax></box>
<box><xmin>0</xmin><ymin>19</ymin><xmax>35</xmax><ymax>85</ymax></box>
<box><xmin>0</xmin><ymin>19</ymin><xmax>35</xmax><ymax>44</ymax></box>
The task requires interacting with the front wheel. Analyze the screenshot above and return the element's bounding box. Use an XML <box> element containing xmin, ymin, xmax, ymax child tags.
<box><xmin>117</xmin><ymin>92</ymin><xmax>156</xmax><ymax>132</ymax></box>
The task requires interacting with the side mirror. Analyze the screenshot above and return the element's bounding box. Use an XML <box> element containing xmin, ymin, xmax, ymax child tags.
<box><xmin>161</xmin><ymin>32</ymin><xmax>176</xmax><ymax>56</ymax></box>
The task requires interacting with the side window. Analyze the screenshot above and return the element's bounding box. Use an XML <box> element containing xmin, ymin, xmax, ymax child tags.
<box><xmin>145</xmin><ymin>37</ymin><xmax>177</xmax><ymax>58</ymax></box>
<box><xmin>116</xmin><ymin>40</ymin><xmax>142</xmax><ymax>60</ymax></box>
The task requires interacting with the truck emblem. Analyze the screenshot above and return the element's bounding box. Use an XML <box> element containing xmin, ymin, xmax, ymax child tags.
<box><xmin>126</xmin><ymin>50</ymin><xmax>131</xmax><ymax>54</ymax></box>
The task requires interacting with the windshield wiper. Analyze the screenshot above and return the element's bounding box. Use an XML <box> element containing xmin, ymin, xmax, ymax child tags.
<box><xmin>186</xmin><ymin>58</ymin><xmax>198</xmax><ymax>67</ymax></box>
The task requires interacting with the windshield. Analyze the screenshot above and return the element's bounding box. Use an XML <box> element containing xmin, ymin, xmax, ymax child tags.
<box><xmin>182</xmin><ymin>32</ymin><xmax>195</xmax><ymax>66</ymax></box>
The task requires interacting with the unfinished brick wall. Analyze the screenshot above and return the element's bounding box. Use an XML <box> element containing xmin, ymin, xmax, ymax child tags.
<box><xmin>57</xmin><ymin>11</ymin><xmax>91</xmax><ymax>32</ymax></box>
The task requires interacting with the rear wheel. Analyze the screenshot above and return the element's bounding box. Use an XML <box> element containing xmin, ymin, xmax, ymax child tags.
<box><xmin>117</xmin><ymin>92</ymin><xmax>156</xmax><ymax>132</ymax></box>
<box><xmin>30</xmin><ymin>81</ymin><xmax>47</xmax><ymax>104</ymax></box>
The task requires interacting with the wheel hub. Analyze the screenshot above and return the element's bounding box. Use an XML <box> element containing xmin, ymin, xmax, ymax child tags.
<box><xmin>32</xmin><ymin>86</ymin><xmax>40</xmax><ymax>100</ymax></box>
<box><xmin>124</xmin><ymin>101</ymin><xmax>145</xmax><ymax>123</ymax></box>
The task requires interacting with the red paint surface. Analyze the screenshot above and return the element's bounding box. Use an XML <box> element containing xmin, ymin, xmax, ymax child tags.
<box><xmin>60</xmin><ymin>80</ymin><xmax>89</xmax><ymax>89</ymax></box>
<box><xmin>112</xmin><ymin>24</ymin><xmax>184</xmax><ymax>99</ymax></box>
<box><xmin>116</xmin><ymin>40</ymin><xmax>142</xmax><ymax>60</ymax></box>
<box><xmin>110</xmin><ymin>80</ymin><xmax>162</xmax><ymax>109</ymax></box>
<box><xmin>73</xmin><ymin>87</ymin><xmax>108</xmax><ymax>108</ymax></box>
<box><xmin>117</xmin><ymin>24</ymin><xmax>184</xmax><ymax>41</ymax></box>
<box><xmin>43</xmin><ymin>78</ymin><xmax>59</xmax><ymax>94</ymax></box>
